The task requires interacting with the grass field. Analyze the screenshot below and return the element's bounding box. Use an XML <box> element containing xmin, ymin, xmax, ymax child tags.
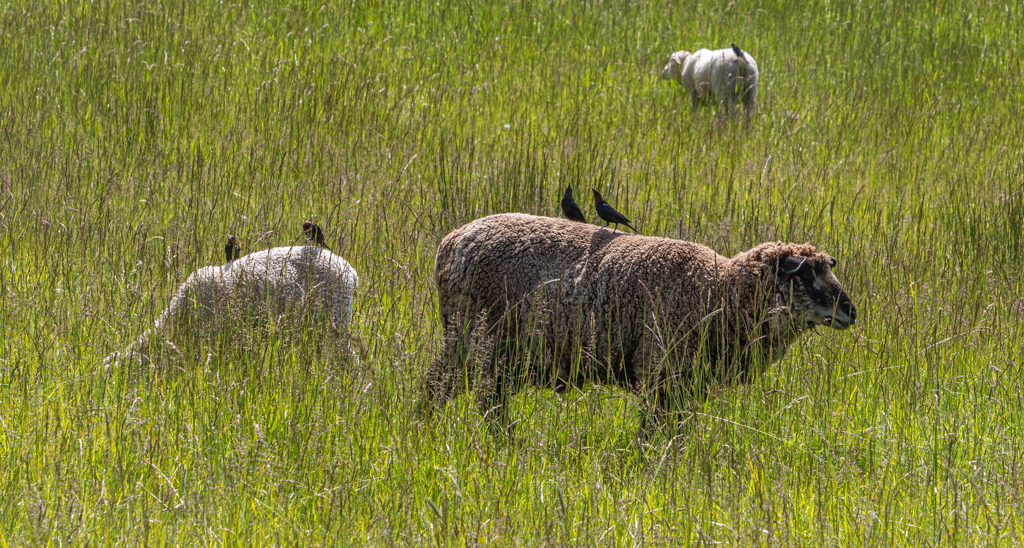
<box><xmin>2</xmin><ymin>0</ymin><xmax>1023</xmax><ymax>545</ymax></box>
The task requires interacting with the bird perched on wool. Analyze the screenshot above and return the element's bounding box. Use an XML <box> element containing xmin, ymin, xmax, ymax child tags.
<box><xmin>560</xmin><ymin>184</ymin><xmax>587</xmax><ymax>223</ymax></box>
<box><xmin>730</xmin><ymin>42</ymin><xmax>744</xmax><ymax>58</ymax></box>
<box><xmin>591</xmin><ymin>189</ymin><xmax>637</xmax><ymax>233</ymax></box>
<box><xmin>225</xmin><ymin>235</ymin><xmax>240</xmax><ymax>264</ymax></box>
<box><xmin>302</xmin><ymin>221</ymin><xmax>327</xmax><ymax>248</ymax></box>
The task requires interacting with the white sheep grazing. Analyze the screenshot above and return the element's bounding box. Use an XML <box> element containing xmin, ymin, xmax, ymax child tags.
<box><xmin>104</xmin><ymin>246</ymin><xmax>358</xmax><ymax>368</ymax></box>
<box><xmin>661</xmin><ymin>44</ymin><xmax>759</xmax><ymax>120</ymax></box>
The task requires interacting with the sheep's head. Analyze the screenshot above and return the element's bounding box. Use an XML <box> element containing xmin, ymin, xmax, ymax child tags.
<box><xmin>765</xmin><ymin>244</ymin><xmax>857</xmax><ymax>331</ymax></box>
<box><xmin>661</xmin><ymin>50</ymin><xmax>691</xmax><ymax>82</ymax></box>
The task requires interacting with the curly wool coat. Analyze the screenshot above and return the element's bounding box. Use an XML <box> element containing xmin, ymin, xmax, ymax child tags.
<box><xmin>105</xmin><ymin>246</ymin><xmax>358</xmax><ymax>368</ymax></box>
<box><xmin>428</xmin><ymin>213</ymin><xmax>850</xmax><ymax>415</ymax></box>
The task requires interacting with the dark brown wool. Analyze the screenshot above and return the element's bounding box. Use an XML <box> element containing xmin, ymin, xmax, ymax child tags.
<box><xmin>424</xmin><ymin>213</ymin><xmax>854</xmax><ymax>424</ymax></box>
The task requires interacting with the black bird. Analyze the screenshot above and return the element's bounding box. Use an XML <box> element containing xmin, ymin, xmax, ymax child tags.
<box><xmin>302</xmin><ymin>221</ymin><xmax>327</xmax><ymax>247</ymax></box>
<box><xmin>560</xmin><ymin>184</ymin><xmax>587</xmax><ymax>223</ymax></box>
<box><xmin>225</xmin><ymin>235</ymin><xmax>240</xmax><ymax>263</ymax></box>
<box><xmin>730</xmin><ymin>42</ymin><xmax>744</xmax><ymax>58</ymax></box>
<box><xmin>592</xmin><ymin>189</ymin><xmax>637</xmax><ymax>233</ymax></box>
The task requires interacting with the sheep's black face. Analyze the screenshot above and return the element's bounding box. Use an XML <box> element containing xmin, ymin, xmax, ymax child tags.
<box><xmin>777</xmin><ymin>254</ymin><xmax>857</xmax><ymax>330</ymax></box>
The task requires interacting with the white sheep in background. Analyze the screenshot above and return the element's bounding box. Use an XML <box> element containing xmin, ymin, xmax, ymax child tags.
<box><xmin>104</xmin><ymin>246</ymin><xmax>358</xmax><ymax>368</ymax></box>
<box><xmin>661</xmin><ymin>43</ymin><xmax>759</xmax><ymax>120</ymax></box>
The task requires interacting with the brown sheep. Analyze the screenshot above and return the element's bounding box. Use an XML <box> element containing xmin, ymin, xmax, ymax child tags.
<box><xmin>421</xmin><ymin>213</ymin><xmax>856</xmax><ymax>432</ymax></box>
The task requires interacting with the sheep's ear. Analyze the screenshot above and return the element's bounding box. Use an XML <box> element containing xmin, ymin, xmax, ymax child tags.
<box><xmin>779</xmin><ymin>255</ymin><xmax>807</xmax><ymax>274</ymax></box>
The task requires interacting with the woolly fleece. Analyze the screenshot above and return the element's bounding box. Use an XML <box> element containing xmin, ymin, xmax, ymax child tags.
<box><xmin>661</xmin><ymin>46</ymin><xmax>759</xmax><ymax>119</ymax></box>
<box><xmin>105</xmin><ymin>246</ymin><xmax>357</xmax><ymax>368</ymax></box>
<box><xmin>427</xmin><ymin>213</ymin><xmax>853</xmax><ymax>418</ymax></box>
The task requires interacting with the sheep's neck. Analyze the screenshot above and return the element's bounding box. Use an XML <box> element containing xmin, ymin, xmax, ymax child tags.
<box><xmin>711</xmin><ymin>276</ymin><xmax>797</xmax><ymax>381</ymax></box>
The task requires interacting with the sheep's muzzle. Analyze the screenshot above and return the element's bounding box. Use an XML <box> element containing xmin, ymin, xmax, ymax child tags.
<box><xmin>821</xmin><ymin>295</ymin><xmax>857</xmax><ymax>330</ymax></box>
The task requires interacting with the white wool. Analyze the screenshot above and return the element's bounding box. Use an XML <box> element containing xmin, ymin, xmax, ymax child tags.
<box><xmin>661</xmin><ymin>46</ymin><xmax>759</xmax><ymax>119</ymax></box>
<box><xmin>105</xmin><ymin>246</ymin><xmax>357</xmax><ymax>368</ymax></box>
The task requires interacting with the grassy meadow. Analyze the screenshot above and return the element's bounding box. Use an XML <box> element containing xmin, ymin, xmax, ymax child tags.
<box><xmin>1</xmin><ymin>0</ymin><xmax>1024</xmax><ymax>544</ymax></box>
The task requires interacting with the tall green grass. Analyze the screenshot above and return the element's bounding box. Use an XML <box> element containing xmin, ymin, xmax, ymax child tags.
<box><xmin>1</xmin><ymin>0</ymin><xmax>1022</xmax><ymax>544</ymax></box>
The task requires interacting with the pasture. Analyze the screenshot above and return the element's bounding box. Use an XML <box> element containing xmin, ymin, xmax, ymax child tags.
<box><xmin>1</xmin><ymin>0</ymin><xmax>1022</xmax><ymax>544</ymax></box>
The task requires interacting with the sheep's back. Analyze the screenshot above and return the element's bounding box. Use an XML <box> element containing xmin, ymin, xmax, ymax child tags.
<box><xmin>167</xmin><ymin>246</ymin><xmax>356</xmax><ymax>325</ymax></box>
<box><xmin>436</xmin><ymin>214</ymin><xmax>593</xmax><ymax>319</ymax></box>
<box><xmin>574</xmin><ymin>230</ymin><xmax>726</xmax><ymax>348</ymax></box>
<box><xmin>233</xmin><ymin>246</ymin><xmax>355</xmax><ymax>284</ymax></box>
<box><xmin>689</xmin><ymin>49</ymin><xmax>717</xmax><ymax>86</ymax></box>
<box><xmin>436</xmin><ymin>214</ymin><xmax>726</xmax><ymax>336</ymax></box>
<box><xmin>233</xmin><ymin>246</ymin><xmax>356</xmax><ymax>316</ymax></box>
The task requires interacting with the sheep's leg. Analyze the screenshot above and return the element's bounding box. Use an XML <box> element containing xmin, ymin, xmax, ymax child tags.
<box><xmin>636</xmin><ymin>403</ymin><xmax>670</xmax><ymax>445</ymax></box>
<box><xmin>635</xmin><ymin>372</ymin><xmax>695</xmax><ymax>444</ymax></box>
<box><xmin>477</xmin><ymin>368</ymin><xmax>511</xmax><ymax>436</ymax></box>
<box><xmin>551</xmin><ymin>349</ymin><xmax>576</xmax><ymax>393</ymax></box>
<box><xmin>477</xmin><ymin>338</ymin><xmax>516</xmax><ymax>436</ymax></box>
<box><xmin>630</xmin><ymin>330</ymin><xmax>699</xmax><ymax>441</ymax></box>
<box><xmin>743</xmin><ymin>90</ymin><xmax>756</xmax><ymax>123</ymax></box>
<box><xmin>418</xmin><ymin>315</ymin><xmax>473</xmax><ymax>417</ymax></box>
<box><xmin>549</xmin><ymin>325</ymin><xmax>583</xmax><ymax>394</ymax></box>
<box><xmin>689</xmin><ymin>89</ymin><xmax>700</xmax><ymax>112</ymax></box>
<box><xmin>419</xmin><ymin>355</ymin><xmax>468</xmax><ymax>418</ymax></box>
<box><xmin>478</xmin><ymin>308</ymin><xmax>528</xmax><ymax>435</ymax></box>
